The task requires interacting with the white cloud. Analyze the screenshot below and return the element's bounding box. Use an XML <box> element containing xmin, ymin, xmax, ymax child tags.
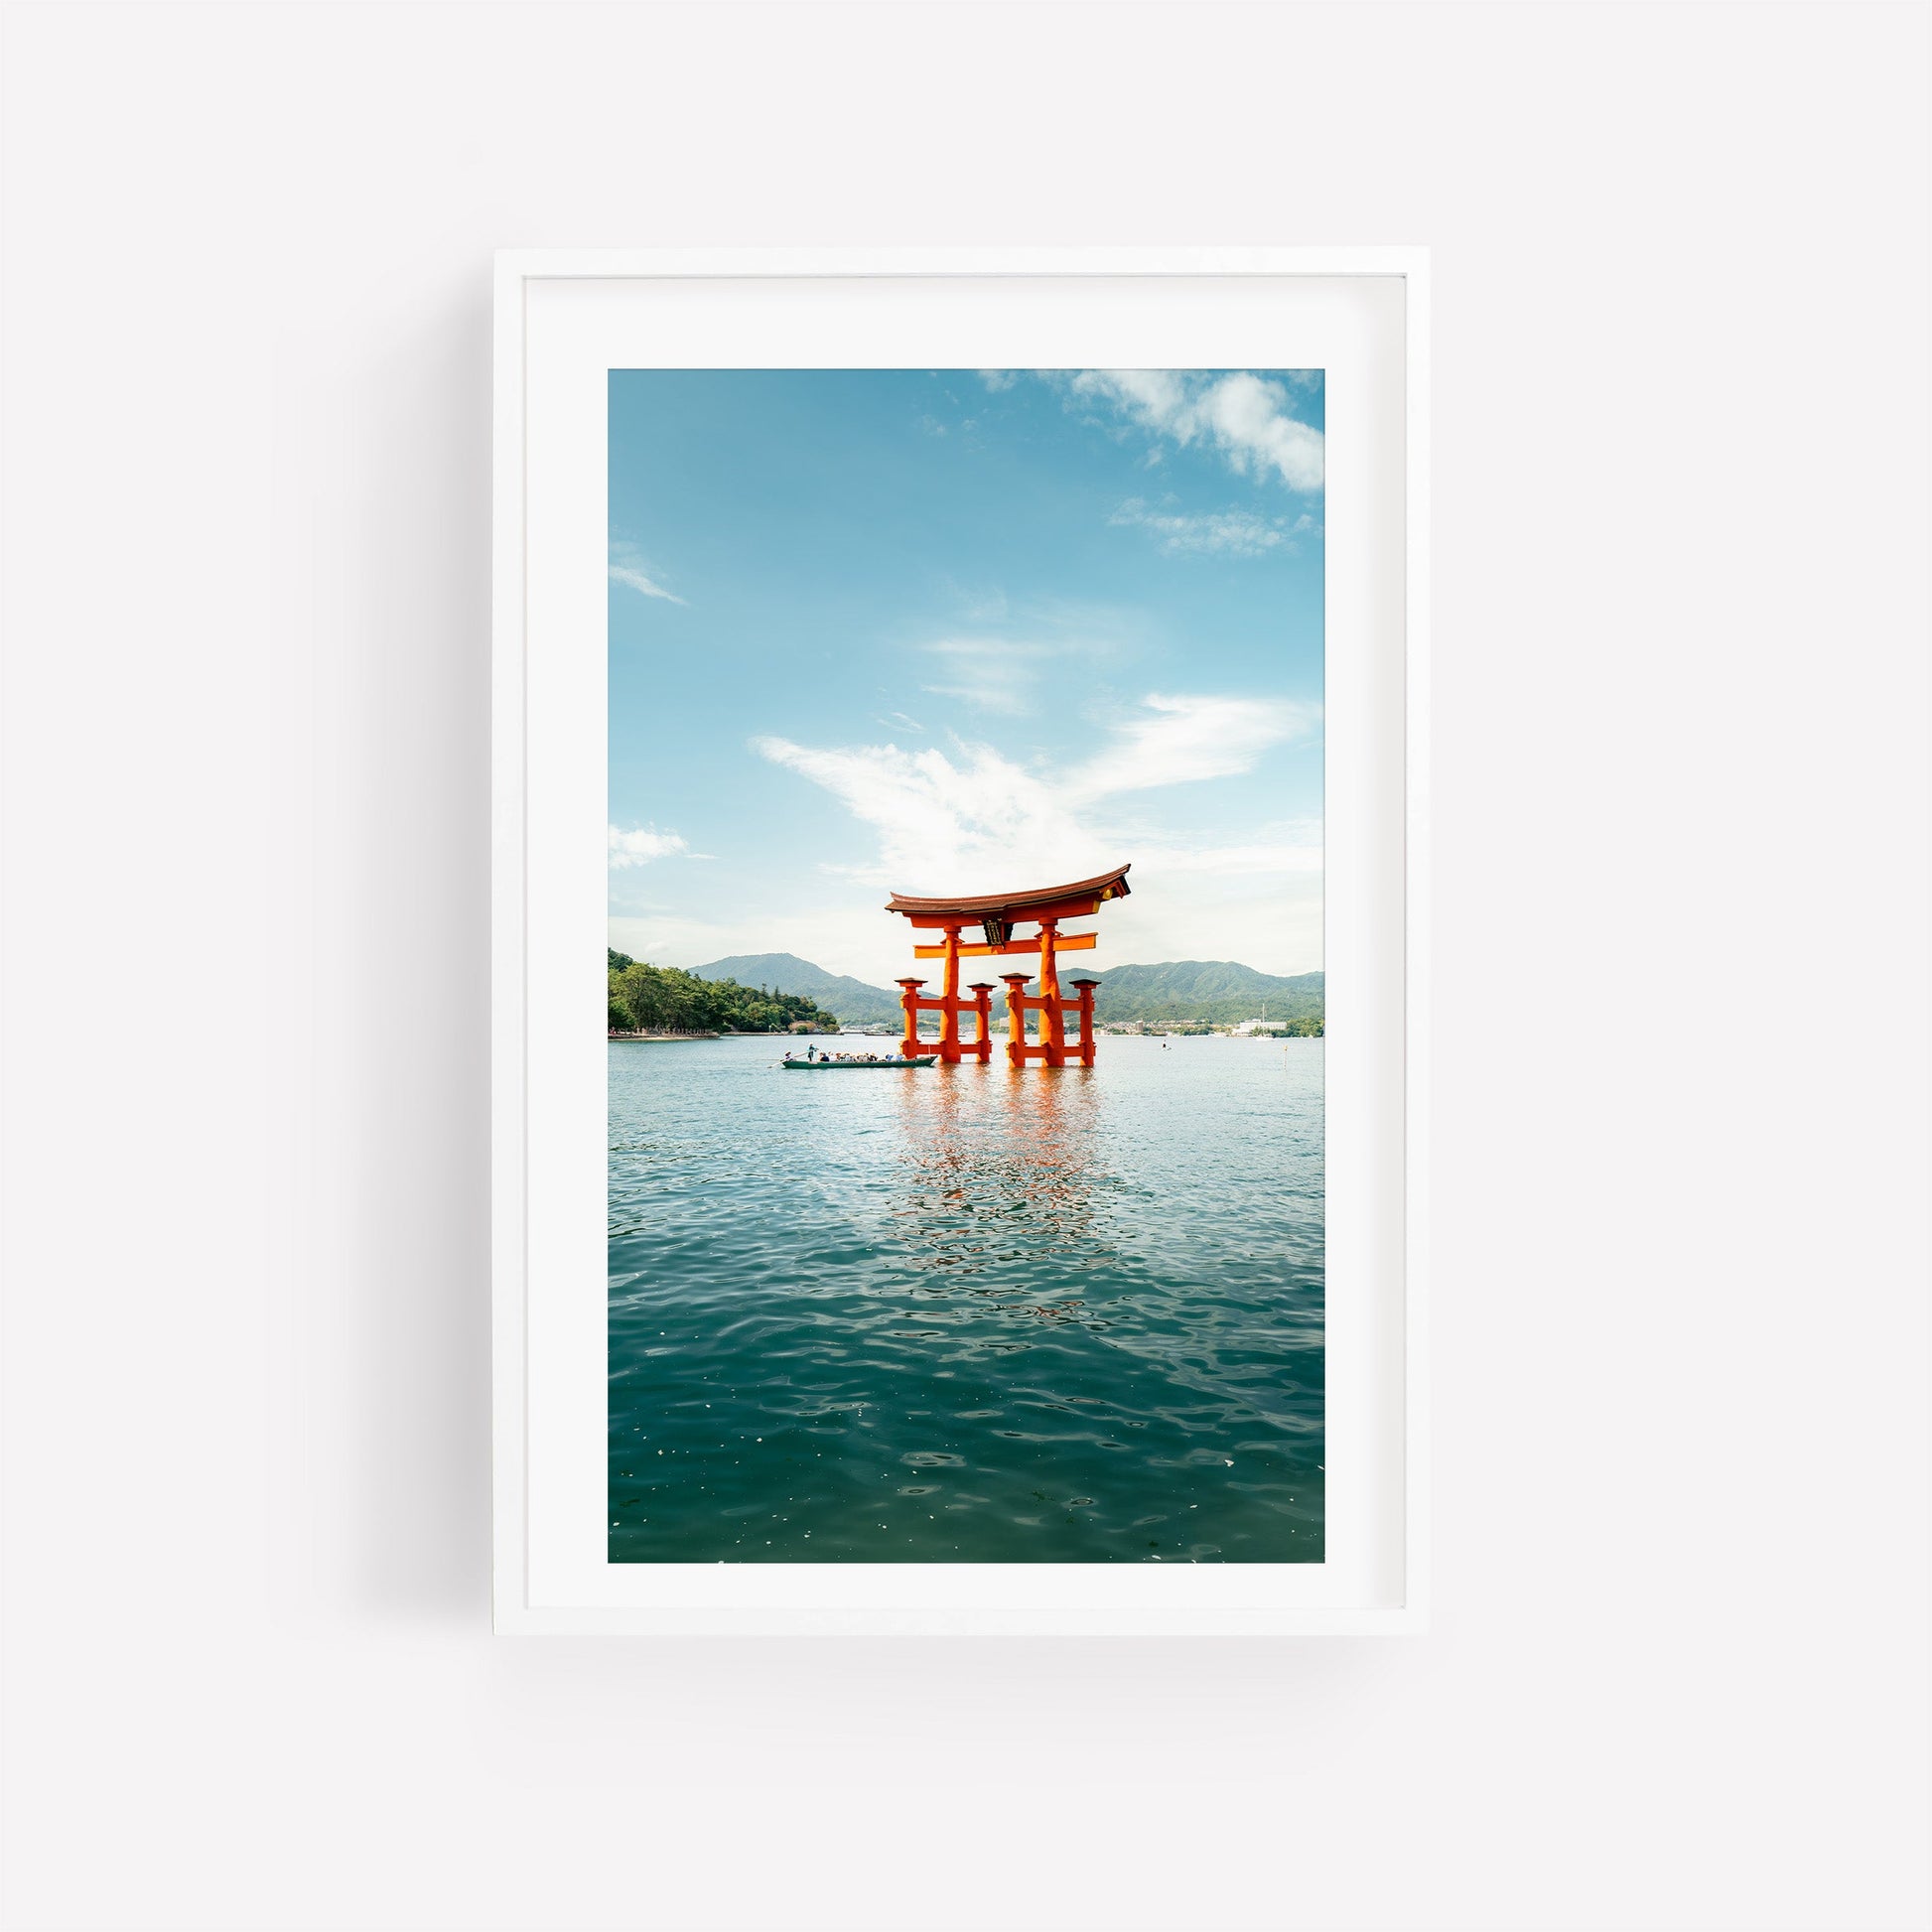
<box><xmin>608</xmin><ymin>823</ymin><xmax>689</xmax><ymax>869</ymax></box>
<box><xmin>610</xmin><ymin>564</ymin><xmax>683</xmax><ymax>603</ymax></box>
<box><xmin>915</xmin><ymin>616</ymin><xmax>1132</xmax><ymax>717</ymax></box>
<box><xmin>918</xmin><ymin>637</ymin><xmax>1041</xmax><ymax>715</ymax></box>
<box><xmin>1166</xmin><ymin>839</ymin><xmax>1323</xmax><ymax>876</ymax></box>
<box><xmin>1109</xmin><ymin>498</ymin><xmax>1295</xmax><ymax>556</ymax></box>
<box><xmin>1066</xmin><ymin>693</ymin><xmax>1317</xmax><ymax>802</ymax></box>
<box><xmin>1062</xmin><ymin>369</ymin><xmax>1323</xmax><ymax>491</ymax></box>
<box><xmin>751</xmin><ymin>693</ymin><xmax>1320</xmax><ymax>942</ymax></box>
<box><xmin>608</xmin><ymin>540</ymin><xmax>686</xmax><ymax>605</ymax></box>
<box><xmin>618</xmin><ymin>707</ymin><xmax>1328</xmax><ymax>981</ymax></box>
<box><xmin>977</xmin><ymin>369</ymin><xmax>1019</xmax><ymax>391</ymax></box>
<box><xmin>752</xmin><ymin>733</ymin><xmax>1081</xmax><ymax>895</ymax></box>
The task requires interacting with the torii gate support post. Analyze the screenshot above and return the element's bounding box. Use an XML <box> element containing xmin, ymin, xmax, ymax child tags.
<box><xmin>969</xmin><ymin>983</ymin><xmax>995</xmax><ymax>1062</ymax></box>
<box><xmin>1069</xmin><ymin>977</ymin><xmax>1099</xmax><ymax>1068</ymax></box>
<box><xmin>896</xmin><ymin>977</ymin><xmax>927</xmax><ymax>1059</ymax></box>
<box><xmin>1038</xmin><ymin>919</ymin><xmax>1065</xmax><ymax>1067</ymax></box>
<box><xmin>939</xmin><ymin>923</ymin><xmax>963</xmax><ymax>1063</ymax></box>
<box><xmin>1000</xmin><ymin>974</ymin><xmax>1031</xmax><ymax>1066</ymax></box>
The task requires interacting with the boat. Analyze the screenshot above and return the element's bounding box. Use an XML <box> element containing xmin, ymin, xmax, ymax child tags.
<box><xmin>781</xmin><ymin>1053</ymin><xmax>937</xmax><ymax>1070</ymax></box>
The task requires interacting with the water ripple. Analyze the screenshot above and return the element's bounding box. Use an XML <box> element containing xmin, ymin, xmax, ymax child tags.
<box><xmin>610</xmin><ymin>1035</ymin><xmax>1323</xmax><ymax>1562</ymax></box>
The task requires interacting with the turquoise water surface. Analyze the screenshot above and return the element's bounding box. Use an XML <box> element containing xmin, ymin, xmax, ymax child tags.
<box><xmin>609</xmin><ymin>1034</ymin><xmax>1323</xmax><ymax>1562</ymax></box>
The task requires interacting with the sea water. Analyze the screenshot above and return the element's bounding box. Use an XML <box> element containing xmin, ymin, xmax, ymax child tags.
<box><xmin>609</xmin><ymin>1034</ymin><xmax>1323</xmax><ymax>1563</ymax></box>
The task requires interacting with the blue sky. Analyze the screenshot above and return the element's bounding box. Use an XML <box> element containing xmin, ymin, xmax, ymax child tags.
<box><xmin>609</xmin><ymin>368</ymin><xmax>1323</xmax><ymax>987</ymax></box>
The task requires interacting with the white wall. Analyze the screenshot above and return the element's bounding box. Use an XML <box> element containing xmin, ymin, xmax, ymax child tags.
<box><xmin>3</xmin><ymin>5</ymin><xmax>1926</xmax><ymax>1928</ymax></box>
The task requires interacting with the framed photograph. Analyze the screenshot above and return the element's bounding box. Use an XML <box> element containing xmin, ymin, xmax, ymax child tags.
<box><xmin>492</xmin><ymin>249</ymin><xmax>1429</xmax><ymax>1633</ymax></box>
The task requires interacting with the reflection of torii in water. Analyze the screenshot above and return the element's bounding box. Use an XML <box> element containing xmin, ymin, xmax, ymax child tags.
<box><xmin>886</xmin><ymin>865</ymin><xmax>1131</xmax><ymax>1068</ymax></box>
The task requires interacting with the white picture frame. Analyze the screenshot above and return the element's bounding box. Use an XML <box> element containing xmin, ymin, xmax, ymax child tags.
<box><xmin>492</xmin><ymin>249</ymin><xmax>1430</xmax><ymax>1634</ymax></box>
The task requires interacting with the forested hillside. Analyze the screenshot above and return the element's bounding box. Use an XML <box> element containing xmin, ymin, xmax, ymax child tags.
<box><xmin>608</xmin><ymin>951</ymin><xmax>839</xmax><ymax>1034</ymax></box>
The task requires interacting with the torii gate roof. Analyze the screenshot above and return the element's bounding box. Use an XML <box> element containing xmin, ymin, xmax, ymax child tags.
<box><xmin>885</xmin><ymin>865</ymin><xmax>1131</xmax><ymax>921</ymax></box>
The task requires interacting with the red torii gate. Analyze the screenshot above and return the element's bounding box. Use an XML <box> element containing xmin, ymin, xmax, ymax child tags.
<box><xmin>886</xmin><ymin>865</ymin><xmax>1131</xmax><ymax>1068</ymax></box>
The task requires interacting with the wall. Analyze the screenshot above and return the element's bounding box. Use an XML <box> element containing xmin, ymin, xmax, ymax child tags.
<box><xmin>2</xmin><ymin>5</ymin><xmax>1926</xmax><ymax>1928</ymax></box>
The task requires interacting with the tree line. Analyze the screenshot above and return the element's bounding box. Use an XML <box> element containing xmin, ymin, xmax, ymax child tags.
<box><xmin>608</xmin><ymin>950</ymin><xmax>840</xmax><ymax>1035</ymax></box>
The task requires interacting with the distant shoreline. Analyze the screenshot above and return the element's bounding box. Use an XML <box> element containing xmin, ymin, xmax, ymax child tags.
<box><xmin>609</xmin><ymin>1029</ymin><xmax>1323</xmax><ymax>1044</ymax></box>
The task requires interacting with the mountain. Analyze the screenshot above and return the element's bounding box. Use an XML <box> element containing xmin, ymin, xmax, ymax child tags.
<box><xmin>687</xmin><ymin>952</ymin><xmax>1323</xmax><ymax>1029</ymax></box>
<box><xmin>1025</xmin><ymin>961</ymin><xmax>1325</xmax><ymax>1027</ymax></box>
<box><xmin>689</xmin><ymin>952</ymin><xmax>904</xmax><ymax>1024</ymax></box>
<box><xmin>1082</xmin><ymin>962</ymin><xmax>1323</xmax><ymax>1006</ymax></box>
